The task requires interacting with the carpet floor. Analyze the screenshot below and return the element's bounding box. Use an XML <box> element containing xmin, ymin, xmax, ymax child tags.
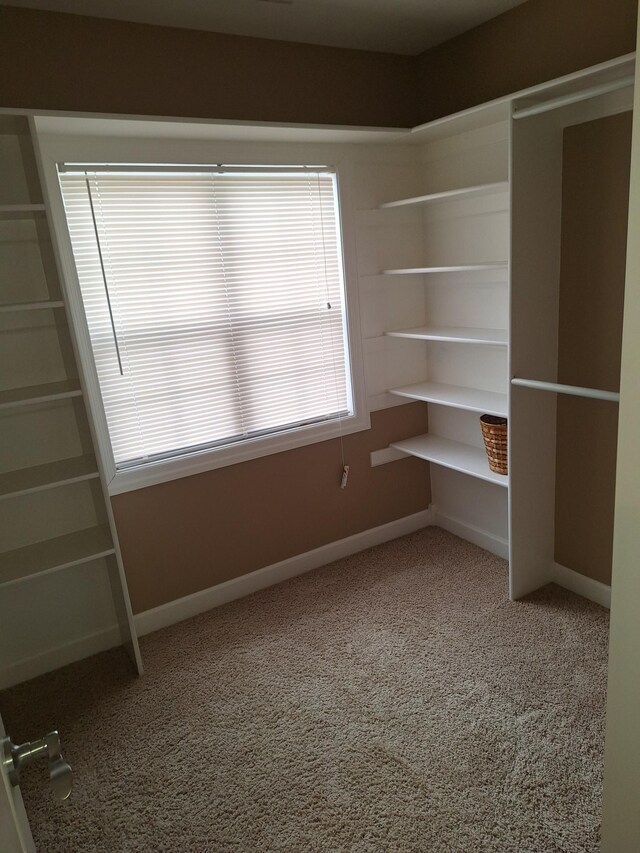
<box><xmin>0</xmin><ymin>528</ymin><xmax>609</xmax><ymax>853</ymax></box>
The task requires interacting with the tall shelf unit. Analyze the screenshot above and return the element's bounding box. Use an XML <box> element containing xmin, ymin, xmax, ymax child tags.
<box><xmin>362</xmin><ymin>52</ymin><xmax>634</xmax><ymax>590</ymax></box>
<box><xmin>363</xmin><ymin>113</ymin><xmax>511</xmax><ymax>556</ymax></box>
<box><xmin>0</xmin><ymin>115</ymin><xmax>142</xmax><ymax>684</ymax></box>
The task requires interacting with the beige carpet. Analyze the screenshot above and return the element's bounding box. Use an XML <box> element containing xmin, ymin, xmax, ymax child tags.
<box><xmin>1</xmin><ymin>528</ymin><xmax>609</xmax><ymax>853</ymax></box>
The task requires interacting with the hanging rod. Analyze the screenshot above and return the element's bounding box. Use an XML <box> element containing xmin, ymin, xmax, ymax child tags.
<box><xmin>511</xmin><ymin>377</ymin><xmax>620</xmax><ymax>402</ymax></box>
<box><xmin>513</xmin><ymin>75</ymin><xmax>635</xmax><ymax>120</ymax></box>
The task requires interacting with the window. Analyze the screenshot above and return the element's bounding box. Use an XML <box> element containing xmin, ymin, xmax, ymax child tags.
<box><xmin>58</xmin><ymin>165</ymin><xmax>360</xmax><ymax>487</ymax></box>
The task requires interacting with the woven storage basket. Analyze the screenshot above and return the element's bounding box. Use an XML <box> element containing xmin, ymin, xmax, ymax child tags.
<box><xmin>479</xmin><ymin>415</ymin><xmax>508</xmax><ymax>475</ymax></box>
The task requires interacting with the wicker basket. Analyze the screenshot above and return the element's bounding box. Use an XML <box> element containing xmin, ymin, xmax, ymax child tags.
<box><xmin>479</xmin><ymin>415</ymin><xmax>508</xmax><ymax>475</ymax></box>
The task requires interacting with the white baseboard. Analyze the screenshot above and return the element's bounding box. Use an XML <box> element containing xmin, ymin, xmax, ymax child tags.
<box><xmin>0</xmin><ymin>509</ymin><xmax>432</xmax><ymax>690</ymax></box>
<box><xmin>431</xmin><ymin>505</ymin><xmax>509</xmax><ymax>560</ymax></box>
<box><xmin>551</xmin><ymin>562</ymin><xmax>611</xmax><ymax>609</ymax></box>
<box><xmin>135</xmin><ymin>508</ymin><xmax>433</xmax><ymax>637</ymax></box>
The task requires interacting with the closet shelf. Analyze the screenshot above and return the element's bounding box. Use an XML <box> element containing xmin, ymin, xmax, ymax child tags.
<box><xmin>386</xmin><ymin>326</ymin><xmax>508</xmax><ymax>346</ymax></box>
<box><xmin>0</xmin><ymin>455</ymin><xmax>100</xmax><ymax>501</ymax></box>
<box><xmin>389</xmin><ymin>380</ymin><xmax>508</xmax><ymax>417</ymax></box>
<box><xmin>0</xmin><ymin>525</ymin><xmax>115</xmax><ymax>586</ymax></box>
<box><xmin>0</xmin><ymin>203</ymin><xmax>46</xmax><ymax>220</ymax></box>
<box><xmin>0</xmin><ymin>300</ymin><xmax>65</xmax><ymax>313</ymax></box>
<box><xmin>391</xmin><ymin>433</ymin><xmax>508</xmax><ymax>487</ymax></box>
<box><xmin>382</xmin><ymin>263</ymin><xmax>508</xmax><ymax>275</ymax></box>
<box><xmin>0</xmin><ymin>380</ymin><xmax>82</xmax><ymax>410</ymax></box>
<box><xmin>378</xmin><ymin>181</ymin><xmax>509</xmax><ymax>209</ymax></box>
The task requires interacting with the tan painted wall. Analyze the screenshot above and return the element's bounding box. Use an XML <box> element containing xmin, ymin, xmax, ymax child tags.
<box><xmin>416</xmin><ymin>0</ymin><xmax>638</xmax><ymax>123</ymax></box>
<box><xmin>554</xmin><ymin>112</ymin><xmax>632</xmax><ymax>585</ymax></box>
<box><xmin>112</xmin><ymin>404</ymin><xmax>431</xmax><ymax>613</ymax></box>
<box><xmin>0</xmin><ymin>6</ymin><xmax>416</xmax><ymax>128</ymax></box>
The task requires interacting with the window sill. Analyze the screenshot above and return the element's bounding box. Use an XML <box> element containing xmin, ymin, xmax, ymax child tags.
<box><xmin>107</xmin><ymin>410</ymin><xmax>370</xmax><ymax>495</ymax></box>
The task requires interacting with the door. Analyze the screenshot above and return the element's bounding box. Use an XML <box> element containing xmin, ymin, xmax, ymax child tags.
<box><xmin>0</xmin><ymin>711</ymin><xmax>36</xmax><ymax>853</ymax></box>
<box><xmin>600</xmin><ymin>13</ymin><xmax>640</xmax><ymax>853</ymax></box>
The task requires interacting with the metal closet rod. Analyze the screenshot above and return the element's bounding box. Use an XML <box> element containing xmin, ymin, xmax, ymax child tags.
<box><xmin>511</xmin><ymin>377</ymin><xmax>620</xmax><ymax>403</ymax></box>
<box><xmin>512</xmin><ymin>75</ymin><xmax>635</xmax><ymax>120</ymax></box>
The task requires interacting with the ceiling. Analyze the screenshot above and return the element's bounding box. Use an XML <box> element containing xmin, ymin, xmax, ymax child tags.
<box><xmin>6</xmin><ymin>0</ymin><xmax>530</xmax><ymax>55</ymax></box>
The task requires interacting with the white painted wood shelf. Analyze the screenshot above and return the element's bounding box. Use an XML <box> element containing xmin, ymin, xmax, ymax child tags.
<box><xmin>0</xmin><ymin>380</ymin><xmax>82</xmax><ymax>410</ymax></box>
<box><xmin>382</xmin><ymin>263</ymin><xmax>508</xmax><ymax>275</ymax></box>
<box><xmin>389</xmin><ymin>381</ymin><xmax>508</xmax><ymax>417</ymax></box>
<box><xmin>0</xmin><ymin>525</ymin><xmax>115</xmax><ymax>586</ymax></box>
<box><xmin>0</xmin><ymin>203</ymin><xmax>46</xmax><ymax>220</ymax></box>
<box><xmin>391</xmin><ymin>433</ymin><xmax>508</xmax><ymax>487</ymax></box>
<box><xmin>0</xmin><ymin>300</ymin><xmax>65</xmax><ymax>313</ymax></box>
<box><xmin>386</xmin><ymin>326</ymin><xmax>508</xmax><ymax>346</ymax></box>
<box><xmin>0</xmin><ymin>455</ymin><xmax>100</xmax><ymax>500</ymax></box>
<box><xmin>378</xmin><ymin>181</ymin><xmax>509</xmax><ymax>209</ymax></box>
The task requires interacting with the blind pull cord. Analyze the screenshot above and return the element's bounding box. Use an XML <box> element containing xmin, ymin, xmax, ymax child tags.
<box><xmin>85</xmin><ymin>178</ymin><xmax>124</xmax><ymax>376</ymax></box>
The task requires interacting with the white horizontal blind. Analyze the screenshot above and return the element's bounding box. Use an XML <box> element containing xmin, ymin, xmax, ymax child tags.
<box><xmin>58</xmin><ymin>168</ymin><xmax>351</xmax><ymax>468</ymax></box>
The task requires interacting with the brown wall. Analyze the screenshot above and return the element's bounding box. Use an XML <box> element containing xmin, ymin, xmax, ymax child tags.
<box><xmin>2</xmin><ymin>3</ymin><xmax>636</xmax><ymax>129</ymax></box>
<box><xmin>112</xmin><ymin>404</ymin><xmax>431</xmax><ymax>613</ymax></box>
<box><xmin>554</xmin><ymin>112</ymin><xmax>632</xmax><ymax>585</ymax></box>
<box><xmin>0</xmin><ymin>6</ymin><xmax>416</xmax><ymax>127</ymax></box>
<box><xmin>417</xmin><ymin>0</ymin><xmax>638</xmax><ymax>123</ymax></box>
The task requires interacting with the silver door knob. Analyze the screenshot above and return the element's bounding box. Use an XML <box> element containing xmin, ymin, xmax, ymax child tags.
<box><xmin>2</xmin><ymin>730</ymin><xmax>73</xmax><ymax>802</ymax></box>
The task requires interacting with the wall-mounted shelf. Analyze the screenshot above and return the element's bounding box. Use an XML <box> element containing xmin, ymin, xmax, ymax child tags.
<box><xmin>382</xmin><ymin>263</ymin><xmax>508</xmax><ymax>275</ymax></box>
<box><xmin>0</xmin><ymin>204</ymin><xmax>46</xmax><ymax>220</ymax></box>
<box><xmin>0</xmin><ymin>525</ymin><xmax>115</xmax><ymax>586</ymax></box>
<box><xmin>386</xmin><ymin>326</ymin><xmax>508</xmax><ymax>346</ymax></box>
<box><xmin>0</xmin><ymin>455</ymin><xmax>100</xmax><ymax>501</ymax></box>
<box><xmin>378</xmin><ymin>181</ymin><xmax>509</xmax><ymax>209</ymax></box>
<box><xmin>389</xmin><ymin>380</ymin><xmax>508</xmax><ymax>417</ymax></box>
<box><xmin>0</xmin><ymin>300</ymin><xmax>65</xmax><ymax>313</ymax></box>
<box><xmin>0</xmin><ymin>380</ymin><xmax>82</xmax><ymax>410</ymax></box>
<box><xmin>391</xmin><ymin>433</ymin><xmax>508</xmax><ymax>487</ymax></box>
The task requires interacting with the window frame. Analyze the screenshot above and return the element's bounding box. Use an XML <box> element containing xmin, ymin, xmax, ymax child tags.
<box><xmin>36</xmin><ymin>119</ymin><xmax>370</xmax><ymax>495</ymax></box>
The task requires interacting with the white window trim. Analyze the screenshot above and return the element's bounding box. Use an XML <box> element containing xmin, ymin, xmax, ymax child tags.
<box><xmin>34</xmin><ymin>117</ymin><xmax>370</xmax><ymax>495</ymax></box>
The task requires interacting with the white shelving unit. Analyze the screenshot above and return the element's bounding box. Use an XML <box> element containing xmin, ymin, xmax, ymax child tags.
<box><xmin>0</xmin><ymin>114</ymin><xmax>142</xmax><ymax>685</ymax></box>
<box><xmin>365</xmin><ymin>110</ymin><xmax>511</xmax><ymax>551</ymax></box>
<box><xmin>363</xmin><ymin>54</ymin><xmax>634</xmax><ymax>583</ymax></box>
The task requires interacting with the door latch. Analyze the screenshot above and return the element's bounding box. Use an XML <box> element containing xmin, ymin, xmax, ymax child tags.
<box><xmin>2</xmin><ymin>730</ymin><xmax>72</xmax><ymax>801</ymax></box>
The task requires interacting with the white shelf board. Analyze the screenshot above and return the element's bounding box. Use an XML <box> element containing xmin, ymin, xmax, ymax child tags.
<box><xmin>378</xmin><ymin>182</ymin><xmax>509</xmax><ymax>209</ymax></box>
<box><xmin>0</xmin><ymin>203</ymin><xmax>46</xmax><ymax>220</ymax></box>
<box><xmin>389</xmin><ymin>381</ymin><xmax>508</xmax><ymax>417</ymax></box>
<box><xmin>0</xmin><ymin>525</ymin><xmax>114</xmax><ymax>586</ymax></box>
<box><xmin>0</xmin><ymin>380</ymin><xmax>82</xmax><ymax>410</ymax></box>
<box><xmin>0</xmin><ymin>300</ymin><xmax>64</xmax><ymax>313</ymax></box>
<box><xmin>391</xmin><ymin>433</ymin><xmax>508</xmax><ymax>488</ymax></box>
<box><xmin>386</xmin><ymin>326</ymin><xmax>508</xmax><ymax>346</ymax></box>
<box><xmin>382</xmin><ymin>263</ymin><xmax>507</xmax><ymax>275</ymax></box>
<box><xmin>0</xmin><ymin>455</ymin><xmax>99</xmax><ymax>500</ymax></box>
